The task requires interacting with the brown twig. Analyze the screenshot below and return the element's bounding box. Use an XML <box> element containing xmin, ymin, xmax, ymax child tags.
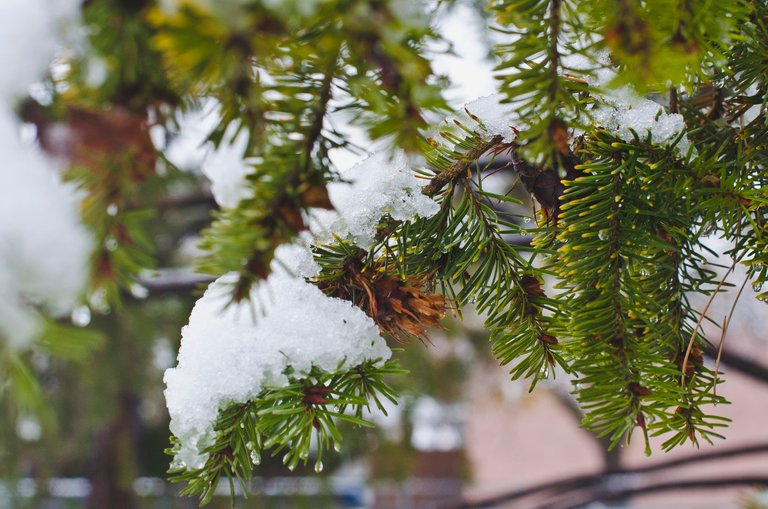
<box><xmin>421</xmin><ymin>135</ymin><xmax>504</xmax><ymax>197</ymax></box>
<box><xmin>681</xmin><ymin>258</ymin><xmax>736</xmax><ymax>384</ymax></box>
<box><xmin>713</xmin><ymin>273</ymin><xmax>751</xmax><ymax>395</ymax></box>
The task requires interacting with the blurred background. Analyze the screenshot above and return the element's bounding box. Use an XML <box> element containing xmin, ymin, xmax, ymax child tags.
<box><xmin>1</xmin><ymin>1</ymin><xmax>767</xmax><ymax>508</ymax></box>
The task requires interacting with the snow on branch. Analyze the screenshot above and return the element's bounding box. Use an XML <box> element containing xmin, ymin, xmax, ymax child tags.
<box><xmin>0</xmin><ymin>0</ymin><xmax>91</xmax><ymax>347</ymax></box>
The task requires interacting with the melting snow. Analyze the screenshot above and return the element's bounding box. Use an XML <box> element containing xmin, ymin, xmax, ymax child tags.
<box><xmin>164</xmin><ymin>244</ymin><xmax>390</xmax><ymax>468</ymax></box>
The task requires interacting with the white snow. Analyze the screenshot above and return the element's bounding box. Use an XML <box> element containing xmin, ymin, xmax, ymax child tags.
<box><xmin>592</xmin><ymin>87</ymin><xmax>692</xmax><ymax>156</ymax></box>
<box><xmin>200</xmin><ymin>125</ymin><xmax>256</xmax><ymax>209</ymax></box>
<box><xmin>0</xmin><ymin>0</ymin><xmax>79</xmax><ymax>100</ymax></box>
<box><xmin>159</xmin><ymin>101</ymin><xmax>256</xmax><ymax>209</ymax></box>
<box><xmin>561</xmin><ymin>49</ymin><xmax>615</xmax><ymax>88</ymax></box>
<box><xmin>0</xmin><ymin>121</ymin><xmax>92</xmax><ymax>347</ymax></box>
<box><xmin>166</xmin><ymin>98</ymin><xmax>443</xmax><ymax>470</ymax></box>
<box><xmin>544</xmin><ymin>50</ymin><xmax>695</xmax><ymax>155</ymax></box>
<box><xmin>561</xmin><ymin>51</ymin><xmax>693</xmax><ymax>154</ymax></box>
<box><xmin>270</xmin><ymin>238</ymin><xmax>320</xmax><ymax>278</ymax></box>
<box><xmin>166</xmin><ymin>148</ymin><xmax>438</xmax><ymax>466</ymax></box>
<box><xmin>159</xmin><ymin>104</ymin><xmax>217</xmax><ymax>173</ymax></box>
<box><xmin>164</xmin><ymin>244</ymin><xmax>391</xmax><ymax>468</ymax></box>
<box><xmin>462</xmin><ymin>94</ymin><xmax>519</xmax><ymax>142</ymax></box>
<box><xmin>0</xmin><ymin>1</ymin><xmax>91</xmax><ymax>348</ymax></box>
<box><xmin>310</xmin><ymin>150</ymin><xmax>440</xmax><ymax>247</ymax></box>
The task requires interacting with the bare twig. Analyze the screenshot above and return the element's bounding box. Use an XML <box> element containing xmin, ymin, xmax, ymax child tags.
<box><xmin>422</xmin><ymin>135</ymin><xmax>504</xmax><ymax>197</ymax></box>
<box><xmin>713</xmin><ymin>274</ymin><xmax>751</xmax><ymax>395</ymax></box>
<box><xmin>681</xmin><ymin>258</ymin><xmax>737</xmax><ymax>383</ymax></box>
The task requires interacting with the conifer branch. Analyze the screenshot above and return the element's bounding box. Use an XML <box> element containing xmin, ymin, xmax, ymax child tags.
<box><xmin>7</xmin><ymin>3</ymin><xmax>768</xmax><ymax>507</ymax></box>
<box><xmin>168</xmin><ymin>359</ymin><xmax>404</xmax><ymax>504</ymax></box>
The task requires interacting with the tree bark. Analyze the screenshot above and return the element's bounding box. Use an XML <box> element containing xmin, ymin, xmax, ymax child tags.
<box><xmin>86</xmin><ymin>392</ymin><xmax>140</xmax><ymax>509</ymax></box>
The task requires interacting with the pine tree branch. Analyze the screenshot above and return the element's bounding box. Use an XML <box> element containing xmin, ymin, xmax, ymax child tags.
<box><xmin>199</xmin><ymin>44</ymin><xmax>343</xmax><ymax>299</ymax></box>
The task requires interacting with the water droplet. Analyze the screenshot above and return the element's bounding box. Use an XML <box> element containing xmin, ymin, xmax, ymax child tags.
<box><xmin>314</xmin><ymin>460</ymin><xmax>323</xmax><ymax>473</ymax></box>
<box><xmin>753</xmin><ymin>282</ymin><xmax>764</xmax><ymax>293</ymax></box>
<box><xmin>16</xmin><ymin>415</ymin><xmax>42</xmax><ymax>442</ymax></box>
<box><xmin>523</xmin><ymin>217</ymin><xmax>532</xmax><ymax>224</ymax></box>
<box><xmin>106</xmin><ymin>203</ymin><xmax>119</xmax><ymax>216</ymax></box>
<box><xmin>105</xmin><ymin>236</ymin><xmax>118</xmax><ymax>251</ymax></box>
<box><xmin>88</xmin><ymin>288</ymin><xmax>110</xmax><ymax>313</ymax></box>
<box><xmin>70</xmin><ymin>305</ymin><xmax>91</xmax><ymax>327</ymax></box>
<box><xmin>130</xmin><ymin>283</ymin><xmax>149</xmax><ymax>299</ymax></box>
<box><xmin>598</xmin><ymin>230</ymin><xmax>608</xmax><ymax>241</ymax></box>
<box><xmin>250</xmin><ymin>451</ymin><xmax>261</xmax><ymax>465</ymax></box>
<box><xmin>333</xmin><ymin>442</ymin><xmax>342</xmax><ymax>453</ymax></box>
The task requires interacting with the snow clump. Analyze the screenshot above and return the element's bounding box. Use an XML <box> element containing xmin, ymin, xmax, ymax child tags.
<box><xmin>0</xmin><ymin>1</ymin><xmax>91</xmax><ymax>347</ymax></box>
<box><xmin>165</xmin><ymin>147</ymin><xmax>439</xmax><ymax>465</ymax></box>
<box><xmin>167</xmin><ymin>129</ymin><xmax>441</xmax><ymax>466</ymax></box>
<box><xmin>164</xmin><ymin>244</ymin><xmax>391</xmax><ymax>468</ymax></box>
<box><xmin>310</xmin><ymin>150</ymin><xmax>440</xmax><ymax>247</ymax></box>
<box><xmin>0</xmin><ymin>123</ymin><xmax>92</xmax><ymax>347</ymax></box>
<box><xmin>199</xmin><ymin>125</ymin><xmax>256</xmax><ymax>209</ymax></box>
<box><xmin>0</xmin><ymin>0</ymin><xmax>80</xmax><ymax>100</ymax></box>
<box><xmin>462</xmin><ymin>94</ymin><xmax>518</xmax><ymax>142</ymax></box>
<box><xmin>159</xmin><ymin>100</ymin><xmax>256</xmax><ymax>209</ymax></box>
<box><xmin>592</xmin><ymin>87</ymin><xmax>692</xmax><ymax>156</ymax></box>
